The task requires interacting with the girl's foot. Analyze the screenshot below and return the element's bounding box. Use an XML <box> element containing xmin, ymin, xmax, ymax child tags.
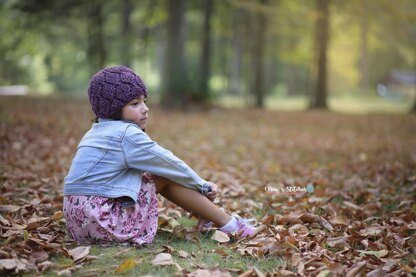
<box><xmin>219</xmin><ymin>214</ymin><xmax>257</xmax><ymax>238</ymax></box>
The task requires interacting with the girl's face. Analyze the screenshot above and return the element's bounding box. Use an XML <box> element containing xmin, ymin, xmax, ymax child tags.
<box><xmin>122</xmin><ymin>95</ymin><xmax>149</xmax><ymax>129</ymax></box>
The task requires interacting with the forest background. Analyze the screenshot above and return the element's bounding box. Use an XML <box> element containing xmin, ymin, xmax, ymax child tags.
<box><xmin>1</xmin><ymin>0</ymin><xmax>415</xmax><ymax>112</ymax></box>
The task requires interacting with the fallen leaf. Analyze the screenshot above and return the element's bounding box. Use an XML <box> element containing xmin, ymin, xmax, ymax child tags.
<box><xmin>329</xmin><ymin>215</ymin><xmax>348</xmax><ymax>226</ymax></box>
<box><xmin>151</xmin><ymin>253</ymin><xmax>174</xmax><ymax>266</ymax></box>
<box><xmin>358</xmin><ymin>249</ymin><xmax>388</xmax><ymax>258</ymax></box>
<box><xmin>51</xmin><ymin>211</ymin><xmax>63</xmax><ymax>221</ymax></box>
<box><xmin>316</xmin><ymin>270</ymin><xmax>331</xmax><ymax>277</ymax></box>
<box><xmin>319</xmin><ymin>217</ymin><xmax>334</xmax><ymax>231</ymax></box>
<box><xmin>0</xmin><ymin>205</ymin><xmax>21</xmax><ymax>213</ymax></box>
<box><xmin>188</xmin><ymin>268</ymin><xmax>232</xmax><ymax>277</ymax></box>
<box><xmin>115</xmin><ymin>258</ymin><xmax>142</xmax><ymax>273</ymax></box>
<box><xmin>0</xmin><ymin>214</ymin><xmax>10</xmax><ymax>226</ymax></box>
<box><xmin>0</xmin><ymin>258</ymin><xmax>32</xmax><ymax>273</ymax></box>
<box><xmin>360</xmin><ymin>225</ymin><xmax>385</xmax><ymax>236</ymax></box>
<box><xmin>345</xmin><ymin>261</ymin><xmax>366</xmax><ymax>277</ymax></box>
<box><xmin>210</xmin><ymin>230</ymin><xmax>230</xmax><ymax>243</ymax></box>
<box><xmin>29</xmin><ymin>249</ymin><xmax>49</xmax><ymax>264</ymax></box>
<box><xmin>177</xmin><ymin>250</ymin><xmax>188</xmax><ymax>258</ymax></box>
<box><xmin>68</xmin><ymin>246</ymin><xmax>91</xmax><ymax>263</ymax></box>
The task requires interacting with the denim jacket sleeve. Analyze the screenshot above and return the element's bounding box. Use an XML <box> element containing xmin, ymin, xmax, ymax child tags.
<box><xmin>122</xmin><ymin>124</ymin><xmax>207</xmax><ymax>192</ymax></box>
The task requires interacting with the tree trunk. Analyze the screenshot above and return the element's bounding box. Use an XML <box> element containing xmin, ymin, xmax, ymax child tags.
<box><xmin>287</xmin><ymin>64</ymin><xmax>298</xmax><ymax>96</ymax></box>
<box><xmin>229</xmin><ymin>8</ymin><xmax>243</xmax><ymax>96</ymax></box>
<box><xmin>161</xmin><ymin>0</ymin><xmax>188</xmax><ymax>109</ymax></box>
<box><xmin>359</xmin><ymin>16</ymin><xmax>369</xmax><ymax>90</ymax></box>
<box><xmin>412</xmin><ymin>89</ymin><xmax>416</xmax><ymax>112</ymax></box>
<box><xmin>252</xmin><ymin>1</ymin><xmax>268</xmax><ymax>108</ymax></box>
<box><xmin>197</xmin><ymin>0</ymin><xmax>213</xmax><ymax>102</ymax></box>
<box><xmin>87</xmin><ymin>0</ymin><xmax>106</xmax><ymax>75</ymax></box>
<box><xmin>120</xmin><ymin>0</ymin><xmax>133</xmax><ymax>67</ymax></box>
<box><xmin>310</xmin><ymin>0</ymin><xmax>330</xmax><ymax>109</ymax></box>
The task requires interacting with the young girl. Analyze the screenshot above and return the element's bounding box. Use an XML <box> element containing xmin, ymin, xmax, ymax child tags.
<box><xmin>63</xmin><ymin>65</ymin><xmax>257</xmax><ymax>246</ymax></box>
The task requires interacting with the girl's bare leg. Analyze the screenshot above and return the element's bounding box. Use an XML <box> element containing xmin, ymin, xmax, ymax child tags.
<box><xmin>154</xmin><ymin>176</ymin><xmax>231</xmax><ymax>227</ymax></box>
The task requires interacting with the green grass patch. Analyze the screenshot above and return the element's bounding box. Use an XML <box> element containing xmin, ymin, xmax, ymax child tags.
<box><xmin>218</xmin><ymin>94</ymin><xmax>413</xmax><ymax>114</ymax></box>
<box><xmin>45</xmin><ymin>229</ymin><xmax>283</xmax><ymax>276</ymax></box>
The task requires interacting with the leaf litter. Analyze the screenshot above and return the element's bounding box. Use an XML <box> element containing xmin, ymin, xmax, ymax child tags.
<box><xmin>0</xmin><ymin>97</ymin><xmax>415</xmax><ymax>276</ymax></box>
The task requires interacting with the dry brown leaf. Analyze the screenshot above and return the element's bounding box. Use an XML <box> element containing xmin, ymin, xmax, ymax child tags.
<box><xmin>51</xmin><ymin>211</ymin><xmax>63</xmax><ymax>221</ymax></box>
<box><xmin>319</xmin><ymin>217</ymin><xmax>334</xmax><ymax>231</ymax></box>
<box><xmin>210</xmin><ymin>230</ymin><xmax>230</xmax><ymax>243</ymax></box>
<box><xmin>327</xmin><ymin>262</ymin><xmax>346</xmax><ymax>275</ymax></box>
<box><xmin>29</xmin><ymin>249</ymin><xmax>49</xmax><ymax>264</ymax></box>
<box><xmin>326</xmin><ymin>236</ymin><xmax>349</xmax><ymax>249</ymax></box>
<box><xmin>162</xmin><ymin>245</ymin><xmax>176</xmax><ymax>253</ymax></box>
<box><xmin>360</xmin><ymin>225</ymin><xmax>385</xmax><ymax>236</ymax></box>
<box><xmin>68</xmin><ymin>246</ymin><xmax>91</xmax><ymax>263</ymax></box>
<box><xmin>0</xmin><ymin>258</ymin><xmax>32</xmax><ymax>273</ymax></box>
<box><xmin>0</xmin><ymin>215</ymin><xmax>10</xmax><ymax>226</ymax></box>
<box><xmin>38</xmin><ymin>261</ymin><xmax>54</xmax><ymax>272</ymax></box>
<box><xmin>0</xmin><ymin>205</ymin><xmax>21</xmax><ymax>213</ymax></box>
<box><xmin>358</xmin><ymin>249</ymin><xmax>388</xmax><ymax>258</ymax></box>
<box><xmin>188</xmin><ymin>268</ymin><xmax>232</xmax><ymax>277</ymax></box>
<box><xmin>329</xmin><ymin>215</ymin><xmax>348</xmax><ymax>226</ymax></box>
<box><xmin>151</xmin><ymin>253</ymin><xmax>174</xmax><ymax>266</ymax></box>
<box><xmin>177</xmin><ymin>250</ymin><xmax>188</xmax><ymax>258</ymax></box>
<box><xmin>345</xmin><ymin>261</ymin><xmax>366</xmax><ymax>277</ymax></box>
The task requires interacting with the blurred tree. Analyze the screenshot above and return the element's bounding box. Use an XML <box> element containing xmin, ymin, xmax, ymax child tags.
<box><xmin>87</xmin><ymin>0</ymin><xmax>106</xmax><ymax>75</ymax></box>
<box><xmin>359</xmin><ymin>15</ymin><xmax>369</xmax><ymax>90</ymax></box>
<box><xmin>252</xmin><ymin>0</ymin><xmax>268</xmax><ymax>108</ymax></box>
<box><xmin>412</xmin><ymin>94</ymin><xmax>416</xmax><ymax>113</ymax></box>
<box><xmin>161</xmin><ymin>0</ymin><xmax>188</xmax><ymax>109</ymax></box>
<box><xmin>229</xmin><ymin>6</ymin><xmax>243</xmax><ymax>96</ymax></box>
<box><xmin>120</xmin><ymin>0</ymin><xmax>133</xmax><ymax>67</ymax></box>
<box><xmin>197</xmin><ymin>0</ymin><xmax>213</xmax><ymax>102</ymax></box>
<box><xmin>310</xmin><ymin>0</ymin><xmax>330</xmax><ymax>109</ymax></box>
<box><xmin>0</xmin><ymin>3</ymin><xmax>30</xmax><ymax>85</ymax></box>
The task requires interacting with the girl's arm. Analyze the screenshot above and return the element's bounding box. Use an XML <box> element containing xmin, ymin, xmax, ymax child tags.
<box><xmin>122</xmin><ymin>125</ymin><xmax>207</xmax><ymax>192</ymax></box>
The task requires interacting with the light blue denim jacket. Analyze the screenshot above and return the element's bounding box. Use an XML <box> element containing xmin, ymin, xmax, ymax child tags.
<box><xmin>64</xmin><ymin>119</ymin><xmax>207</xmax><ymax>202</ymax></box>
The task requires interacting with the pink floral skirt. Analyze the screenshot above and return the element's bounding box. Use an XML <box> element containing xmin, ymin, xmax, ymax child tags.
<box><xmin>63</xmin><ymin>174</ymin><xmax>158</xmax><ymax>246</ymax></box>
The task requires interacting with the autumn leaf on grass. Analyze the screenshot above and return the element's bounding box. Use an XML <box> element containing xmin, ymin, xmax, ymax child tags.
<box><xmin>151</xmin><ymin>253</ymin><xmax>183</xmax><ymax>272</ymax></box>
<box><xmin>68</xmin><ymin>246</ymin><xmax>91</xmax><ymax>263</ymax></box>
<box><xmin>210</xmin><ymin>230</ymin><xmax>230</xmax><ymax>243</ymax></box>
<box><xmin>115</xmin><ymin>258</ymin><xmax>142</xmax><ymax>273</ymax></box>
<box><xmin>357</xmin><ymin>249</ymin><xmax>388</xmax><ymax>258</ymax></box>
<box><xmin>177</xmin><ymin>250</ymin><xmax>188</xmax><ymax>258</ymax></box>
<box><xmin>188</xmin><ymin>268</ymin><xmax>232</xmax><ymax>277</ymax></box>
<box><xmin>152</xmin><ymin>253</ymin><xmax>174</xmax><ymax>266</ymax></box>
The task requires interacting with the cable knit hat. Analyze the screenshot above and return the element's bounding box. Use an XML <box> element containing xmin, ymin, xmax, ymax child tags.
<box><xmin>88</xmin><ymin>66</ymin><xmax>147</xmax><ymax>118</ymax></box>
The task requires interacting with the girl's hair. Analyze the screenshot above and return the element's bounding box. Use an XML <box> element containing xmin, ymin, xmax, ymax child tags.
<box><xmin>93</xmin><ymin>110</ymin><xmax>123</xmax><ymax>123</ymax></box>
<box><xmin>91</xmin><ymin>110</ymin><xmax>145</xmax><ymax>132</ymax></box>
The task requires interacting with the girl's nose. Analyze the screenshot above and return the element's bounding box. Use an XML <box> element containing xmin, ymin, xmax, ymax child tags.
<box><xmin>143</xmin><ymin>103</ymin><xmax>149</xmax><ymax>113</ymax></box>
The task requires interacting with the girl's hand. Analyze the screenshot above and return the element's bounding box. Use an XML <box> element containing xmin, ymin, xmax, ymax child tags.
<box><xmin>205</xmin><ymin>182</ymin><xmax>218</xmax><ymax>202</ymax></box>
<box><xmin>197</xmin><ymin>216</ymin><xmax>211</xmax><ymax>232</ymax></box>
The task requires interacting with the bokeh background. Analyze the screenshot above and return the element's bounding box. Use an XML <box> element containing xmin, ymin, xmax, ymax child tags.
<box><xmin>0</xmin><ymin>0</ymin><xmax>415</xmax><ymax>113</ymax></box>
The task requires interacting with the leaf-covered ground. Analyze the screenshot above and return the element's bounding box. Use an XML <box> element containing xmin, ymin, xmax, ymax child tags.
<box><xmin>0</xmin><ymin>96</ymin><xmax>415</xmax><ymax>276</ymax></box>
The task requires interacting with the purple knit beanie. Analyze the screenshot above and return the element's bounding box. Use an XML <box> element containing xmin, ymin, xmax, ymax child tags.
<box><xmin>88</xmin><ymin>65</ymin><xmax>147</xmax><ymax>118</ymax></box>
